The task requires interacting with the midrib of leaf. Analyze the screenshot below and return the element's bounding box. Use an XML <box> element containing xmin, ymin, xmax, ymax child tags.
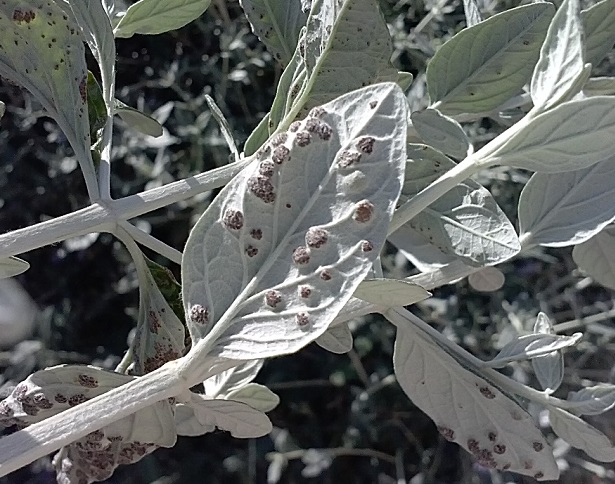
<box><xmin>435</xmin><ymin>20</ymin><xmax>539</xmax><ymax>109</ymax></box>
<box><xmin>422</xmin><ymin>206</ymin><xmax>519</xmax><ymax>251</ymax></box>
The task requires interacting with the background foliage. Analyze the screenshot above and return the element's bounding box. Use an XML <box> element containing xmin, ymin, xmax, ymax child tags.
<box><xmin>0</xmin><ymin>0</ymin><xmax>614</xmax><ymax>482</ymax></box>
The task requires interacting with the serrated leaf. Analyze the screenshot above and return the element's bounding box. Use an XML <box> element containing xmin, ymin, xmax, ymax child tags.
<box><xmin>204</xmin><ymin>360</ymin><xmax>264</xmax><ymax>397</ymax></box>
<box><xmin>114</xmin><ymin>99</ymin><xmax>164</xmax><ymax>137</ymax></box>
<box><xmin>549</xmin><ymin>406</ymin><xmax>615</xmax><ymax>462</ymax></box>
<box><xmin>0</xmin><ymin>1</ymin><xmax>96</xmax><ymax>195</ymax></box>
<box><xmin>582</xmin><ymin>0</ymin><xmax>615</xmax><ymax>66</ymax></box>
<box><xmin>519</xmin><ymin>158</ymin><xmax>615</xmax><ymax>248</ymax></box>
<box><xmin>393</xmin><ymin>322</ymin><xmax>558</xmax><ymax>480</ymax></box>
<box><xmin>399</xmin><ymin>145</ymin><xmax>520</xmax><ymax>266</ymax></box>
<box><xmin>0</xmin><ymin>257</ymin><xmax>29</xmax><ymax>279</ymax></box>
<box><xmin>492</xmin><ymin>97</ymin><xmax>615</xmax><ymax>173</ymax></box>
<box><xmin>225</xmin><ymin>383</ymin><xmax>280</xmax><ymax>412</ymax></box>
<box><xmin>182</xmin><ymin>393</ymin><xmax>272</xmax><ymax>438</ymax></box>
<box><xmin>411</xmin><ymin>108</ymin><xmax>472</xmax><ymax>159</ymax></box>
<box><xmin>315</xmin><ymin>322</ymin><xmax>353</xmax><ymax>354</ymax></box>
<box><xmin>427</xmin><ymin>3</ymin><xmax>554</xmax><ymax>114</ymax></box>
<box><xmin>572</xmin><ymin>225</ymin><xmax>615</xmax><ymax>289</ymax></box>
<box><xmin>567</xmin><ymin>384</ymin><xmax>615</xmax><ymax>416</ymax></box>
<box><xmin>296</xmin><ymin>0</ymin><xmax>398</xmax><ymax>118</ymax></box>
<box><xmin>488</xmin><ymin>332</ymin><xmax>582</xmax><ymax>369</ymax></box>
<box><xmin>182</xmin><ymin>83</ymin><xmax>406</xmax><ymax>360</ymax></box>
<box><xmin>127</xmin><ymin>247</ymin><xmax>186</xmax><ymax>376</ymax></box>
<box><xmin>114</xmin><ymin>0</ymin><xmax>212</xmax><ymax>38</ymax></box>
<box><xmin>239</xmin><ymin>0</ymin><xmax>308</xmax><ymax>67</ymax></box>
<box><xmin>530</xmin><ymin>0</ymin><xmax>585</xmax><ymax>112</ymax></box>
<box><xmin>353</xmin><ymin>278</ymin><xmax>430</xmax><ymax>307</ymax></box>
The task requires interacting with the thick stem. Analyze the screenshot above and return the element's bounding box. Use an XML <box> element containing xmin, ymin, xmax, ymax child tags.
<box><xmin>0</xmin><ymin>361</ymin><xmax>187</xmax><ymax>478</ymax></box>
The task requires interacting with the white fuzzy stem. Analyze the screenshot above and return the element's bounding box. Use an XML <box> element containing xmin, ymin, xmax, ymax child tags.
<box><xmin>0</xmin><ymin>361</ymin><xmax>188</xmax><ymax>478</ymax></box>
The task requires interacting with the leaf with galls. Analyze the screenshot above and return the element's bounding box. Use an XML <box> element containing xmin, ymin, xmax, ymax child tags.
<box><xmin>182</xmin><ymin>83</ymin><xmax>406</xmax><ymax>360</ymax></box>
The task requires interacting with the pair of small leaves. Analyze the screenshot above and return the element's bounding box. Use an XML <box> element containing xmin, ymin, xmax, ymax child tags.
<box><xmin>391</xmin><ymin>309</ymin><xmax>559</xmax><ymax>480</ymax></box>
<box><xmin>390</xmin><ymin>144</ymin><xmax>520</xmax><ymax>268</ymax></box>
<box><xmin>182</xmin><ymin>83</ymin><xmax>407</xmax><ymax>360</ymax></box>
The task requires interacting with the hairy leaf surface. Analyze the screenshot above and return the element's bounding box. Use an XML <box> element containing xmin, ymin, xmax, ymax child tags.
<box><xmin>239</xmin><ymin>0</ymin><xmax>308</xmax><ymax>66</ymax></box>
<box><xmin>572</xmin><ymin>225</ymin><xmax>615</xmax><ymax>289</ymax></box>
<box><xmin>353</xmin><ymin>278</ymin><xmax>430</xmax><ymax>307</ymax></box>
<box><xmin>114</xmin><ymin>0</ymin><xmax>212</xmax><ymax>38</ymax></box>
<box><xmin>582</xmin><ymin>0</ymin><xmax>615</xmax><ymax>66</ymax></box>
<box><xmin>427</xmin><ymin>3</ymin><xmax>554</xmax><ymax>114</ymax></box>
<box><xmin>568</xmin><ymin>384</ymin><xmax>615</xmax><ymax>415</ymax></box>
<box><xmin>315</xmin><ymin>322</ymin><xmax>353</xmax><ymax>353</ymax></box>
<box><xmin>411</xmin><ymin>109</ymin><xmax>471</xmax><ymax>159</ymax></box>
<box><xmin>182</xmin><ymin>83</ymin><xmax>406</xmax><ymax>360</ymax></box>
<box><xmin>393</xmin><ymin>318</ymin><xmax>558</xmax><ymax>480</ymax></box>
<box><xmin>519</xmin><ymin>158</ymin><xmax>615</xmax><ymax>247</ymax></box>
<box><xmin>492</xmin><ymin>97</ymin><xmax>615</xmax><ymax>173</ymax></box>
<box><xmin>0</xmin><ymin>1</ymin><xmax>96</xmax><ymax>195</ymax></box>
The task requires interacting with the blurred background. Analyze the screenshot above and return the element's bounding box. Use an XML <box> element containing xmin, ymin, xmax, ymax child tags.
<box><xmin>1</xmin><ymin>0</ymin><xmax>614</xmax><ymax>482</ymax></box>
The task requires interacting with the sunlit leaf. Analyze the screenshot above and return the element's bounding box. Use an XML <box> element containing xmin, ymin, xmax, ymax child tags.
<box><xmin>203</xmin><ymin>360</ymin><xmax>264</xmax><ymax>397</ymax></box>
<box><xmin>182</xmin><ymin>83</ymin><xmax>406</xmax><ymax>360</ymax></box>
<box><xmin>572</xmin><ymin>225</ymin><xmax>615</xmax><ymax>290</ymax></box>
<box><xmin>0</xmin><ymin>257</ymin><xmax>29</xmax><ymax>279</ymax></box>
<box><xmin>353</xmin><ymin>278</ymin><xmax>430</xmax><ymax>307</ymax></box>
<box><xmin>315</xmin><ymin>322</ymin><xmax>353</xmax><ymax>354</ymax></box>
<box><xmin>519</xmin><ymin>158</ymin><xmax>615</xmax><ymax>248</ymax></box>
<box><xmin>427</xmin><ymin>3</ymin><xmax>554</xmax><ymax>114</ymax></box>
<box><xmin>411</xmin><ymin>108</ymin><xmax>472</xmax><ymax>159</ymax></box>
<box><xmin>225</xmin><ymin>383</ymin><xmax>280</xmax><ymax>412</ymax></box>
<box><xmin>487</xmin><ymin>332</ymin><xmax>581</xmax><ymax>369</ymax></box>
<box><xmin>114</xmin><ymin>0</ymin><xmax>212</xmax><ymax>38</ymax></box>
<box><xmin>393</xmin><ymin>315</ymin><xmax>558</xmax><ymax>480</ymax></box>
<box><xmin>582</xmin><ymin>0</ymin><xmax>615</xmax><ymax>66</ymax></box>
<box><xmin>114</xmin><ymin>99</ymin><xmax>164</xmax><ymax>137</ymax></box>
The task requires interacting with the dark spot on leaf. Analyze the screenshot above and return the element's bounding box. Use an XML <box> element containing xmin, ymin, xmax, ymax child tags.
<box><xmin>55</xmin><ymin>394</ymin><xmax>67</xmax><ymax>404</ymax></box>
<box><xmin>295</xmin><ymin>131</ymin><xmax>311</xmax><ymax>147</ymax></box>
<box><xmin>534</xmin><ymin>472</ymin><xmax>544</xmax><ymax>479</ymax></box>
<box><xmin>488</xmin><ymin>432</ymin><xmax>497</xmax><ymax>442</ymax></box>
<box><xmin>245</xmin><ymin>245</ymin><xmax>258</xmax><ymax>257</ymax></box>
<box><xmin>467</xmin><ymin>439</ymin><xmax>479</xmax><ymax>454</ymax></box>
<box><xmin>68</xmin><ymin>394</ymin><xmax>87</xmax><ymax>407</ymax></box>
<box><xmin>285</xmin><ymin>203</ymin><xmax>291</xmax><ymax>208</ymax></box>
<box><xmin>296</xmin><ymin>312</ymin><xmax>309</xmax><ymax>327</ymax></box>
<box><xmin>309</xmin><ymin>107</ymin><xmax>326</xmax><ymax>118</ymax></box>
<box><xmin>247</xmin><ymin>175</ymin><xmax>276</xmax><ymax>203</ymax></box>
<box><xmin>289</xmin><ymin>121</ymin><xmax>301</xmax><ymax>132</ymax></box>
<box><xmin>265</xmin><ymin>290</ymin><xmax>282</xmax><ymax>308</ymax></box>
<box><xmin>320</xmin><ymin>270</ymin><xmax>332</xmax><ymax>281</ymax></box>
<box><xmin>77</xmin><ymin>374</ymin><xmax>98</xmax><ymax>389</ymax></box>
<box><xmin>524</xmin><ymin>460</ymin><xmax>533</xmax><ymax>470</ymax></box>
<box><xmin>250</xmin><ymin>228</ymin><xmax>262</xmax><ymax>240</ymax></box>
<box><xmin>361</xmin><ymin>240</ymin><xmax>373</xmax><ymax>252</ymax></box>
<box><xmin>479</xmin><ymin>386</ymin><xmax>495</xmax><ymax>399</ymax></box>
<box><xmin>357</xmin><ymin>136</ymin><xmax>375</xmax><ymax>154</ymax></box>
<box><xmin>532</xmin><ymin>442</ymin><xmax>543</xmax><ymax>452</ymax></box>
<box><xmin>305</xmin><ymin>227</ymin><xmax>328</xmax><ymax>248</ymax></box>
<box><xmin>437</xmin><ymin>426</ymin><xmax>455</xmax><ymax>441</ymax></box>
<box><xmin>272</xmin><ymin>145</ymin><xmax>290</xmax><ymax>164</ymax></box>
<box><xmin>493</xmin><ymin>444</ymin><xmax>506</xmax><ymax>454</ymax></box>
<box><xmin>223</xmin><ymin>209</ymin><xmax>244</xmax><ymax>230</ymax></box>
<box><xmin>33</xmin><ymin>394</ymin><xmax>53</xmax><ymax>409</ymax></box>
<box><xmin>259</xmin><ymin>160</ymin><xmax>275</xmax><ymax>178</ymax></box>
<box><xmin>292</xmin><ymin>246</ymin><xmax>310</xmax><ymax>265</ymax></box>
<box><xmin>338</xmin><ymin>150</ymin><xmax>361</xmax><ymax>168</ymax></box>
<box><xmin>502</xmin><ymin>463</ymin><xmax>511</xmax><ymax>470</ymax></box>
<box><xmin>79</xmin><ymin>76</ymin><xmax>87</xmax><ymax>104</ymax></box>
<box><xmin>369</xmin><ymin>100</ymin><xmax>377</xmax><ymax>109</ymax></box>
<box><xmin>270</xmin><ymin>132</ymin><xmax>287</xmax><ymax>147</ymax></box>
<box><xmin>190</xmin><ymin>305</ymin><xmax>209</xmax><ymax>324</ymax></box>
<box><xmin>354</xmin><ymin>200</ymin><xmax>374</xmax><ymax>222</ymax></box>
<box><xmin>299</xmin><ymin>286</ymin><xmax>312</xmax><ymax>298</ymax></box>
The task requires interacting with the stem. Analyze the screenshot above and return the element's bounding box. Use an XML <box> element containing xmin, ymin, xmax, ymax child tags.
<box><xmin>0</xmin><ymin>159</ymin><xmax>250</xmax><ymax>260</ymax></box>
<box><xmin>0</xmin><ymin>361</ymin><xmax>187</xmax><ymax>478</ymax></box>
<box><xmin>118</xmin><ymin>220</ymin><xmax>182</xmax><ymax>265</ymax></box>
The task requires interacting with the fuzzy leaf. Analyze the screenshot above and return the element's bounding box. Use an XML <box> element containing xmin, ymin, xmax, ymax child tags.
<box><xmin>411</xmin><ymin>108</ymin><xmax>472</xmax><ymax>159</ymax></box>
<box><xmin>531</xmin><ymin>0</ymin><xmax>585</xmax><ymax>112</ymax></box>
<box><xmin>393</xmin><ymin>323</ymin><xmax>558</xmax><ymax>480</ymax></box>
<box><xmin>239</xmin><ymin>0</ymin><xmax>308</xmax><ymax>67</ymax></box>
<box><xmin>427</xmin><ymin>3</ymin><xmax>554</xmax><ymax>114</ymax></box>
<box><xmin>182</xmin><ymin>393</ymin><xmax>272</xmax><ymax>438</ymax></box>
<box><xmin>567</xmin><ymin>384</ymin><xmax>615</xmax><ymax>416</ymax></box>
<box><xmin>582</xmin><ymin>0</ymin><xmax>615</xmax><ymax>66</ymax></box>
<box><xmin>182</xmin><ymin>83</ymin><xmax>406</xmax><ymax>360</ymax></box>
<box><xmin>584</xmin><ymin>76</ymin><xmax>615</xmax><ymax>96</ymax></box>
<box><xmin>492</xmin><ymin>97</ymin><xmax>615</xmax><ymax>173</ymax></box>
<box><xmin>549</xmin><ymin>406</ymin><xmax>615</xmax><ymax>462</ymax></box>
<box><xmin>468</xmin><ymin>267</ymin><xmax>505</xmax><ymax>292</ymax></box>
<box><xmin>244</xmin><ymin>112</ymin><xmax>271</xmax><ymax>157</ymax></box>
<box><xmin>0</xmin><ymin>257</ymin><xmax>29</xmax><ymax>279</ymax></box>
<box><xmin>531</xmin><ymin>313</ymin><xmax>564</xmax><ymax>394</ymax></box>
<box><xmin>114</xmin><ymin>0</ymin><xmax>212</xmax><ymax>38</ymax></box>
<box><xmin>225</xmin><ymin>383</ymin><xmax>280</xmax><ymax>412</ymax></box>
<box><xmin>0</xmin><ymin>1</ymin><xmax>96</xmax><ymax>193</ymax></box>
<box><xmin>388</xmin><ymin>223</ymin><xmax>458</xmax><ymax>272</ymax></box>
<box><xmin>399</xmin><ymin>145</ymin><xmax>520</xmax><ymax>266</ymax></box>
<box><xmin>353</xmin><ymin>278</ymin><xmax>430</xmax><ymax>307</ymax></box>
<box><xmin>204</xmin><ymin>360</ymin><xmax>264</xmax><ymax>397</ymax></box>
<box><xmin>487</xmin><ymin>332</ymin><xmax>582</xmax><ymax>369</ymax></box>
<box><xmin>519</xmin><ymin>157</ymin><xmax>615</xmax><ymax>248</ymax></box>
<box><xmin>315</xmin><ymin>322</ymin><xmax>353</xmax><ymax>353</ymax></box>
<box><xmin>114</xmin><ymin>99</ymin><xmax>164</xmax><ymax>137</ymax></box>
<box><xmin>572</xmin><ymin>225</ymin><xmax>615</xmax><ymax>289</ymax></box>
